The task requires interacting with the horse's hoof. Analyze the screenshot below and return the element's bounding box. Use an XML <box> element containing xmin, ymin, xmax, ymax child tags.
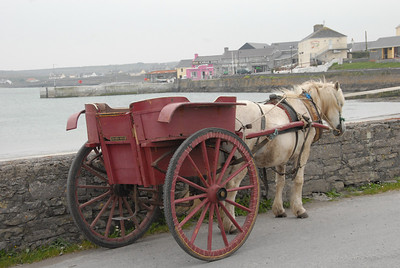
<box><xmin>228</xmin><ymin>226</ymin><xmax>238</xmax><ymax>234</ymax></box>
<box><xmin>297</xmin><ymin>212</ymin><xmax>308</xmax><ymax>219</ymax></box>
<box><xmin>275</xmin><ymin>212</ymin><xmax>287</xmax><ymax>218</ymax></box>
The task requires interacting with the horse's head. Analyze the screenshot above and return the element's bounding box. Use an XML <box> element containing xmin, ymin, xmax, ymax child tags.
<box><xmin>321</xmin><ymin>81</ymin><xmax>345</xmax><ymax>136</ymax></box>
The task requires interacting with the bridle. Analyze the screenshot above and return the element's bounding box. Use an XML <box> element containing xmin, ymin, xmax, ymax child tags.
<box><xmin>302</xmin><ymin>88</ymin><xmax>345</xmax><ymax>136</ymax></box>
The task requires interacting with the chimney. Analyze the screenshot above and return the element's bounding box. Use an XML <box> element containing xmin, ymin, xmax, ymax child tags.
<box><xmin>224</xmin><ymin>47</ymin><xmax>229</xmax><ymax>53</ymax></box>
<box><xmin>396</xmin><ymin>24</ymin><xmax>400</xmax><ymax>36</ymax></box>
<box><xmin>314</xmin><ymin>24</ymin><xmax>324</xmax><ymax>32</ymax></box>
<box><xmin>194</xmin><ymin>53</ymin><xmax>198</xmax><ymax>60</ymax></box>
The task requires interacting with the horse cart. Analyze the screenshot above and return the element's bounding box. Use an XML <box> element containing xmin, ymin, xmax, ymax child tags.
<box><xmin>66</xmin><ymin>95</ymin><xmax>330</xmax><ymax>261</ymax></box>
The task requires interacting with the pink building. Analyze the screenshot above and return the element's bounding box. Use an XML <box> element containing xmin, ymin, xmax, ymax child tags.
<box><xmin>186</xmin><ymin>54</ymin><xmax>215</xmax><ymax>80</ymax></box>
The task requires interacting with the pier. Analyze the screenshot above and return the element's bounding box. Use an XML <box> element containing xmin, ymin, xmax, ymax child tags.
<box><xmin>344</xmin><ymin>85</ymin><xmax>400</xmax><ymax>99</ymax></box>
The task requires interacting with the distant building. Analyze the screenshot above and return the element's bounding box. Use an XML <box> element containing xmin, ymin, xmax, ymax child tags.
<box><xmin>218</xmin><ymin>46</ymin><xmax>278</xmax><ymax>75</ymax></box>
<box><xmin>176</xmin><ymin>59</ymin><xmax>193</xmax><ymax>79</ymax></box>
<box><xmin>145</xmin><ymin>70</ymin><xmax>177</xmax><ymax>83</ymax></box>
<box><xmin>26</xmin><ymin>78</ymin><xmax>40</xmax><ymax>83</ymax></box>
<box><xmin>298</xmin><ymin>24</ymin><xmax>347</xmax><ymax>67</ymax></box>
<box><xmin>369</xmin><ymin>36</ymin><xmax>400</xmax><ymax>60</ymax></box>
<box><xmin>0</xmin><ymin>79</ymin><xmax>12</xmax><ymax>85</ymax></box>
<box><xmin>239</xmin><ymin>43</ymin><xmax>270</xmax><ymax>50</ymax></box>
<box><xmin>349</xmin><ymin>24</ymin><xmax>400</xmax><ymax>61</ymax></box>
<box><xmin>186</xmin><ymin>54</ymin><xmax>218</xmax><ymax>80</ymax></box>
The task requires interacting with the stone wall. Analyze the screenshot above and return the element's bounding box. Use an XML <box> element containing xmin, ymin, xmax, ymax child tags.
<box><xmin>1</xmin><ymin>119</ymin><xmax>399</xmax><ymax>251</ymax></box>
<box><xmin>40</xmin><ymin>68</ymin><xmax>400</xmax><ymax>98</ymax></box>
<box><xmin>176</xmin><ymin>68</ymin><xmax>400</xmax><ymax>94</ymax></box>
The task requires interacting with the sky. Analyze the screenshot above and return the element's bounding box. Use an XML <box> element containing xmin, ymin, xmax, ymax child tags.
<box><xmin>1</xmin><ymin>0</ymin><xmax>399</xmax><ymax>71</ymax></box>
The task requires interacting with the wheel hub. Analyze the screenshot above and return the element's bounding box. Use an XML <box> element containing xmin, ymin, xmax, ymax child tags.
<box><xmin>112</xmin><ymin>184</ymin><xmax>133</xmax><ymax>197</ymax></box>
<box><xmin>207</xmin><ymin>185</ymin><xmax>227</xmax><ymax>203</ymax></box>
<box><xmin>217</xmin><ymin>188</ymin><xmax>228</xmax><ymax>201</ymax></box>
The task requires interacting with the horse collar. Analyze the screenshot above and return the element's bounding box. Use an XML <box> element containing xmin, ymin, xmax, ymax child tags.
<box><xmin>301</xmin><ymin>91</ymin><xmax>323</xmax><ymax>142</ymax></box>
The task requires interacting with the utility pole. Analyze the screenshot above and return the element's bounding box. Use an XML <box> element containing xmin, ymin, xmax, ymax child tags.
<box><xmin>290</xmin><ymin>46</ymin><xmax>293</xmax><ymax>73</ymax></box>
<box><xmin>53</xmin><ymin>64</ymin><xmax>56</xmax><ymax>88</ymax></box>
<box><xmin>231</xmin><ymin>51</ymin><xmax>235</xmax><ymax>75</ymax></box>
<box><xmin>365</xmin><ymin>31</ymin><xmax>368</xmax><ymax>51</ymax></box>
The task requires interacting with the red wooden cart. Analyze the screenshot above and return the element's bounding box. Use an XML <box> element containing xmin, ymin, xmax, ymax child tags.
<box><xmin>66</xmin><ymin>96</ymin><xmax>327</xmax><ymax>261</ymax></box>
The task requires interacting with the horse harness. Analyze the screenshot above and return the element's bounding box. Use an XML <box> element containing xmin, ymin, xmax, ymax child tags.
<box><xmin>251</xmin><ymin>92</ymin><xmax>323</xmax><ymax>177</ymax></box>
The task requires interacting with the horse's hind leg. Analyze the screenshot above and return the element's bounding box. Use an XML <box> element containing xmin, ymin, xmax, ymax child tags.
<box><xmin>272</xmin><ymin>165</ymin><xmax>287</xmax><ymax>218</ymax></box>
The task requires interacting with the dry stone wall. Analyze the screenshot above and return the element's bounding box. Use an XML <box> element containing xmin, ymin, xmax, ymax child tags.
<box><xmin>1</xmin><ymin>119</ymin><xmax>399</xmax><ymax>251</ymax></box>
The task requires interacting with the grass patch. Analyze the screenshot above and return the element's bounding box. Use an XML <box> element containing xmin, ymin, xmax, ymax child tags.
<box><xmin>325</xmin><ymin>179</ymin><xmax>400</xmax><ymax>200</ymax></box>
<box><xmin>329</xmin><ymin>61</ymin><xmax>400</xmax><ymax>70</ymax></box>
<box><xmin>0</xmin><ymin>239</ymin><xmax>97</xmax><ymax>268</ymax></box>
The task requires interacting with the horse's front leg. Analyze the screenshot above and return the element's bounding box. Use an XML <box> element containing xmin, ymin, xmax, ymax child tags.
<box><xmin>272</xmin><ymin>165</ymin><xmax>287</xmax><ymax>217</ymax></box>
<box><xmin>291</xmin><ymin>166</ymin><xmax>308</xmax><ymax>218</ymax></box>
<box><xmin>291</xmin><ymin>136</ymin><xmax>313</xmax><ymax>218</ymax></box>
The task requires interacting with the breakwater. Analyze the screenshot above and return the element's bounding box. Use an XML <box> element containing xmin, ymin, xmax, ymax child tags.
<box><xmin>40</xmin><ymin>68</ymin><xmax>400</xmax><ymax>98</ymax></box>
<box><xmin>1</xmin><ymin>118</ymin><xmax>399</xmax><ymax>251</ymax></box>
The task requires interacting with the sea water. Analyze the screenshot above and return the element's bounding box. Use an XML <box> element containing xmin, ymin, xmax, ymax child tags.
<box><xmin>1</xmin><ymin>87</ymin><xmax>399</xmax><ymax>160</ymax></box>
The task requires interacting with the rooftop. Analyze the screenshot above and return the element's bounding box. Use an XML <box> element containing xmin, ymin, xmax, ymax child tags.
<box><xmin>302</xmin><ymin>26</ymin><xmax>346</xmax><ymax>41</ymax></box>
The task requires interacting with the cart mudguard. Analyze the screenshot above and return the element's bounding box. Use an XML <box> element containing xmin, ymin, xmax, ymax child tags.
<box><xmin>66</xmin><ymin>110</ymin><xmax>85</xmax><ymax>131</ymax></box>
<box><xmin>158</xmin><ymin>96</ymin><xmax>245</xmax><ymax>123</ymax></box>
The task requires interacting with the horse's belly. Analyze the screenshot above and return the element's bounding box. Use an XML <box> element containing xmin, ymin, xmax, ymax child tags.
<box><xmin>252</xmin><ymin>133</ymin><xmax>297</xmax><ymax>168</ymax></box>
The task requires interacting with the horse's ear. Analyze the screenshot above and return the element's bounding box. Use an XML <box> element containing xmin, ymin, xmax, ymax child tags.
<box><xmin>334</xmin><ymin>81</ymin><xmax>340</xmax><ymax>91</ymax></box>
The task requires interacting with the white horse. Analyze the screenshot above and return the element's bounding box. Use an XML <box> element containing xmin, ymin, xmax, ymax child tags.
<box><xmin>223</xmin><ymin>80</ymin><xmax>345</xmax><ymax>233</ymax></box>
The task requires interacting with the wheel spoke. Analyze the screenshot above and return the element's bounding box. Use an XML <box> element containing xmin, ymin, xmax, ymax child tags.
<box><xmin>105</xmin><ymin>196</ymin><xmax>117</xmax><ymax>237</ymax></box>
<box><xmin>227</xmin><ymin>184</ymin><xmax>255</xmax><ymax>192</ymax></box>
<box><xmin>178</xmin><ymin>198</ymin><xmax>208</xmax><ymax>228</ymax></box>
<box><xmin>207</xmin><ymin>203</ymin><xmax>215</xmax><ymax>251</ymax></box>
<box><xmin>79</xmin><ymin>190</ymin><xmax>111</xmax><ymax>209</ymax></box>
<box><xmin>216</xmin><ymin>145</ymin><xmax>238</xmax><ymax>185</ymax></box>
<box><xmin>218</xmin><ymin>201</ymin><xmax>243</xmax><ymax>233</ymax></box>
<box><xmin>212</xmin><ymin>138</ymin><xmax>221</xmax><ymax>185</ymax></box>
<box><xmin>220</xmin><ymin>161</ymin><xmax>250</xmax><ymax>188</ymax></box>
<box><xmin>174</xmin><ymin>193</ymin><xmax>207</xmax><ymax>204</ymax></box>
<box><xmin>82</xmin><ymin>163</ymin><xmax>108</xmax><ymax>182</ymax></box>
<box><xmin>118</xmin><ymin>197</ymin><xmax>126</xmax><ymax>237</ymax></box>
<box><xmin>90</xmin><ymin>196</ymin><xmax>113</xmax><ymax>229</ymax></box>
<box><xmin>215</xmin><ymin>203</ymin><xmax>229</xmax><ymax>247</ymax></box>
<box><xmin>123</xmin><ymin>197</ymin><xmax>140</xmax><ymax>229</ymax></box>
<box><xmin>190</xmin><ymin>202</ymin><xmax>210</xmax><ymax>244</ymax></box>
<box><xmin>200</xmin><ymin>140</ymin><xmax>212</xmax><ymax>184</ymax></box>
<box><xmin>225</xmin><ymin>199</ymin><xmax>252</xmax><ymax>213</ymax></box>
<box><xmin>187</xmin><ymin>155</ymin><xmax>209</xmax><ymax>188</ymax></box>
<box><xmin>77</xmin><ymin>184</ymin><xmax>110</xmax><ymax>190</ymax></box>
<box><xmin>177</xmin><ymin>175</ymin><xmax>207</xmax><ymax>193</ymax></box>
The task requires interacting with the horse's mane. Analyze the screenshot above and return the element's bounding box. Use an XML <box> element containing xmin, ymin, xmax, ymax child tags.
<box><xmin>278</xmin><ymin>80</ymin><xmax>344</xmax><ymax>110</ymax></box>
<box><xmin>279</xmin><ymin>80</ymin><xmax>331</xmax><ymax>97</ymax></box>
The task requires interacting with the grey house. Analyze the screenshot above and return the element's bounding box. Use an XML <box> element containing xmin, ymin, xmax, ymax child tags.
<box><xmin>368</xmin><ymin>36</ymin><xmax>400</xmax><ymax>60</ymax></box>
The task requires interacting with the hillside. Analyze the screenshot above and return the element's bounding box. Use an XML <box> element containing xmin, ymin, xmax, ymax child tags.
<box><xmin>0</xmin><ymin>62</ymin><xmax>178</xmax><ymax>88</ymax></box>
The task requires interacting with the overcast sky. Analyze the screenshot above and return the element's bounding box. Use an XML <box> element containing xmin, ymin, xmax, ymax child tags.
<box><xmin>1</xmin><ymin>0</ymin><xmax>399</xmax><ymax>70</ymax></box>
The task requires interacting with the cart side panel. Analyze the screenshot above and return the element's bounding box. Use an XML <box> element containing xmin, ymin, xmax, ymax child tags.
<box><xmin>141</xmin><ymin>145</ymin><xmax>180</xmax><ymax>185</ymax></box>
<box><xmin>85</xmin><ymin>104</ymin><xmax>100</xmax><ymax>144</ymax></box>
<box><xmin>132</xmin><ymin>99</ymin><xmax>237</xmax><ymax>143</ymax></box>
<box><xmin>96</xmin><ymin>112</ymin><xmax>144</xmax><ymax>185</ymax></box>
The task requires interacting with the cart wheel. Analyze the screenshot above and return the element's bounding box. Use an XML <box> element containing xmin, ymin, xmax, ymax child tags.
<box><xmin>67</xmin><ymin>144</ymin><xmax>160</xmax><ymax>248</ymax></box>
<box><xmin>164</xmin><ymin>128</ymin><xmax>260</xmax><ymax>261</ymax></box>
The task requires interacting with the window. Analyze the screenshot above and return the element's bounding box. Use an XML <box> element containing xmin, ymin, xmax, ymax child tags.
<box><xmin>191</xmin><ymin>72</ymin><xmax>197</xmax><ymax>78</ymax></box>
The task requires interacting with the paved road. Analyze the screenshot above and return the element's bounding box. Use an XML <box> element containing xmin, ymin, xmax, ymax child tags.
<box><xmin>22</xmin><ymin>191</ymin><xmax>400</xmax><ymax>268</ymax></box>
